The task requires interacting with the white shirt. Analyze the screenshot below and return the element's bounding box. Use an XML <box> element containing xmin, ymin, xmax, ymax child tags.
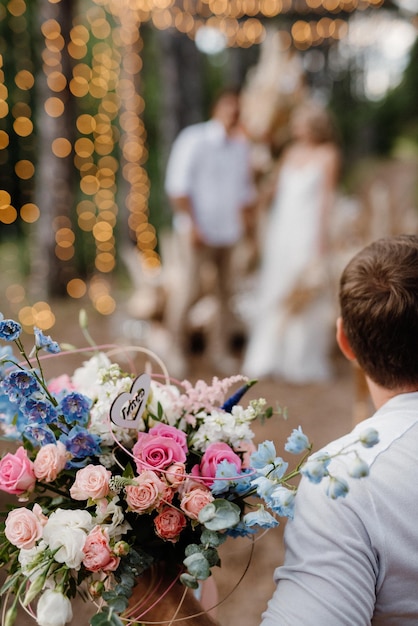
<box><xmin>261</xmin><ymin>392</ymin><xmax>418</xmax><ymax>625</ymax></box>
<box><xmin>165</xmin><ymin>119</ymin><xmax>256</xmax><ymax>246</ymax></box>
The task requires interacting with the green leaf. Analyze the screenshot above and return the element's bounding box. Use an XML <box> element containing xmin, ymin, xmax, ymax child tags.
<box><xmin>198</xmin><ymin>499</ymin><xmax>241</xmax><ymax>531</ymax></box>
<box><xmin>183</xmin><ymin>552</ymin><xmax>210</xmax><ymax>580</ymax></box>
<box><xmin>179</xmin><ymin>573</ymin><xmax>199</xmax><ymax>589</ymax></box>
<box><xmin>122</xmin><ymin>463</ymin><xmax>135</xmax><ymax>479</ymax></box>
<box><xmin>200</xmin><ymin>529</ymin><xmax>227</xmax><ymax>548</ymax></box>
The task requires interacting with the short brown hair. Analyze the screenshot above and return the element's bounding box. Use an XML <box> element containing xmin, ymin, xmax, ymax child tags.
<box><xmin>339</xmin><ymin>235</ymin><xmax>418</xmax><ymax>389</ymax></box>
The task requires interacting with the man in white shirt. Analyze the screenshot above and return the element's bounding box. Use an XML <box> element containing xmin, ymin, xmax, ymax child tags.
<box><xmin>164</xmin><ymin>88</ymin><xmax>256</xmax><ymax>376</ymax></box>
<box><xmin>261</xmin><ymin>234</ymin><xmax>418</xmax><ymax>625</ymax></box>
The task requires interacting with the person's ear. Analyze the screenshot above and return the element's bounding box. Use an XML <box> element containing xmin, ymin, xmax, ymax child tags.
<box><xmin>336</xmin><ymin>317</ymin><xmax>356</xmax><ymax>361</ymax></box>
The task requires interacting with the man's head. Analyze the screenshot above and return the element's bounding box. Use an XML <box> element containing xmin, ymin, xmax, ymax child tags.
<box><xmin>211</xmin><ymin>88</ymin><xmax>241</xmax><ymax>134</ymax></box>
<box><xmin>338</xmin><ymin>234</ymin><xmax>418</xmax><ymax>390</ymax></box>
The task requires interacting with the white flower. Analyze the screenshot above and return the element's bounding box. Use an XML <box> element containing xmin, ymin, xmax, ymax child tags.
<box><xmin>71</xmin><ymin>353</ymin><xmax>112</xmax><ymax>398</ymax></box>
<box><xmin>42</xmin><ymin>509</ymin><xmax>93</xmax><ymax>569</ymax></box>
<box><xmin>146</xmin><ymin>381</ymin><xmax>182</xmax><ymax>426</ymax></box>
<box><xmin>36</xmin><ymin>589</ymin><xmax>73</xmax><ymax>626</ymax></box>
<box><xmin>89</xmin><ymin>374</ymin><xmax>138</xmax><ymax>446</ymax></box>
<box><xmin>94</xmin><ymin>497</ymin><xmax>132</xmax><ymax>541</ymax></box>
<box><xmin>18</xmin><ymin>541</ymin><xmax>49</xmax><ymax>582</ymax></box>
<box><xmin>191</xmin><ymin>406</ymin><xmax>255</xmax><ymax>452</ymax></box>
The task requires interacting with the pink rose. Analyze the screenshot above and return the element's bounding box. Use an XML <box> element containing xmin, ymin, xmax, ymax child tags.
<box><xmin>165</xmin><ymin>462</ymin><xmax>187</xmax><ymax>487</ymax></box>
<box><xmin>180</xmin><ymin>488</ymin><xmax>214</xmax><ymax>520</ymax></box>
<box><xmin>0</xmin><ymin>447</ymin><xmax>36</xmax><ymax>496</ymax></box>
<box><xmin>154</xmin><ymin>506</ymin><xmax>187</xmax><ymax>542</ymax></box>
<box><xmin>133</xmin><ymin>433</ymin><xmax>186</xmax><ymax>473</ymax></box>
<box><xmin>125</xmin><ymin>470</ymin><xmax>165</xmax><ymax>513</ymax></box>
<box><xmin>82</xmin><ymin>525</ymin><xmax>120</xmax><ymax>572</ymax></box>
<box><xmin>5</xmin><ymin>505</ymin><xmax>44</xmax><ymax>549</ymax></box>
<box><xmin>70</xmin><ymin>465</ymin><xmax>111</xmax><ymax>501</ymax></box>
<box><xmin>47</xmin><ymin>374</ymin><xmax>76</xmax><ymax>395</ymax></box>
<box><xmin>148</xmin><ymin>424</ymin><xmax>188</xmax><ymax>454</ymax></box>
<box><xmin>34</xmin><ymin>442</ymin><xmax>68</xmax><ymax>482</ymax></box>
<box><xmin>199</xmin><ymin>442</ymin><xmax>242</xmax><ymax>487</ymax></box>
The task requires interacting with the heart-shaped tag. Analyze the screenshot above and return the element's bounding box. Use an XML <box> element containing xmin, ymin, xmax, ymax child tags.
<box><xmin>110</xmin><ymin>373</ymin><xmax>151</xmax><ymax>430</ymax></box>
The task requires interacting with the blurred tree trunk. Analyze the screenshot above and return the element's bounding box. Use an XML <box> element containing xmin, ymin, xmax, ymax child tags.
<box><xmin>29</xmin><ymin>0</ymin><xmax>75</xmax><ymax>299</ymax></box>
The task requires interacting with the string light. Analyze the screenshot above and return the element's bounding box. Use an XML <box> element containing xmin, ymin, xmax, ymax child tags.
<box><xmin>0</xmin><ymin>0</ymin><xmax>385</xmax><ymax>320</ymax></box>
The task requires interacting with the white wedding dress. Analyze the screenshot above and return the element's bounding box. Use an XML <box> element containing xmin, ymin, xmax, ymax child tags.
<box><xmin>242</xmin><ymin>160</ymin><xmax>335</xmax><ymax>383</ymax></box>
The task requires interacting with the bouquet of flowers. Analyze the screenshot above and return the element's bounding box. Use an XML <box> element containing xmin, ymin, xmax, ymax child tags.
<box><xmin>0</xmin><ymin>313</ymin><xmax>379</xmax><ymax>626</ymax></box>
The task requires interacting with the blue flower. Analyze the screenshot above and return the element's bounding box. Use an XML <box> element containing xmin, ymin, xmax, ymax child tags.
<box><xmin>300</xmin><ymin>453</ymin><xmax>331</xmax><ymax>484</ymax></box>
<box><xmin>0</xmin><ymin>319</ymin><xmax>22</xmax><ymax>342</ymax></box>
<box><xmin>221</xmin><ymin>380</ymin><xmax>257</xmax><ymax>413</ymax></box>
<box><xmin>60</xmin><ymin>425</ymin><xmax>101</xmax><ymax>463</ymax></box>
<box><xmin>359</xmin><ymin>427</ymin><xmax>379</xmax><ymax>448</ymax></box>
<box><xmin>225</xmin><ymin>521</ymin><xmax>257</xmax><ymax>538</ymax></box>
<box><xmin>284</xmin><ymin>426</ymin><xmax>310</xmax><ymax>454</ymax></box>
<box><xmin>24</xmin><ymin>424</ymin><xmax>57</xmax><ymax>447</ymax></box>
<box><xmin>58</xmin><ymin>392</ymin><xmax>91</xmax><ymax>426</ymax></box>
<box><xmin>326</xmin><ymin>476</ymin><xmax>349</xmax><ymax>499</ymax></box>
<box><xmin>23</xmin><ymin>398</ymin><xmax>59</xmax><ymax>425</ymax></box>
<box><xmin>1</xmin><ymin>370</ymin><xmax>39</xmax><ymax>404</ymax></box>
<box><xmin>251</xmin><ymin>475</ymin><xmax>276</xmax><ymax>500</ymax></box>
<box><xmin>211</xmin><ymin>460</ymin><xmax>241</xmax><ymax>495</ymax></box>
<box><xmin>243</xmin><ymin>505</ymin><xmax>278</xmax><ymax>529</ymax></box>
<box><xmin>269</xmin><ymin>485</ymin><xmax>296</xmax><ymax>518</ymax></box>
<box><xmin>267</xmin><ymin>458</ymin><xmax>289</xmax><ymax>481</ymax></box>
<box><xmin>348</xmin><ymin>456</ymin><xmax>369</xmax><ymax>478</ymax></box>
<box><xmin>34</xmin><ymin>327</ymin><xmax>60</xmax><ymax>354</ymax></box>
<box><xmin>251</xmin><ymin>441</ymin><xmax>277</xmax><ymax>469</ymax></box>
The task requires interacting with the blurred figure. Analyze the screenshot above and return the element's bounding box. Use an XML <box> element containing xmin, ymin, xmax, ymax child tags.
<box><xmin>242</xmin><ymin>100</ymin><xmax>341</xmax><ymax>383</ymax></box>
<box><xmin>164</xmin><ymin>87</ymin><xmax>257</xmax><ymax>377</ymax></box>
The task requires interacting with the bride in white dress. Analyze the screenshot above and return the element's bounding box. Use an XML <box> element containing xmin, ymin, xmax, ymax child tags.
<box><xmin>242</xmin><ymin>101</ymin><xmax>341</xmax><ymax>383</ymax></box>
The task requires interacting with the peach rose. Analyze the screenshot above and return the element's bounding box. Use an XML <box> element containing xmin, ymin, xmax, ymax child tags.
<box><xmin>0</xmin><ymin>446</ymin><xmax>36</xmax><ymax>496</ymax></box>
<box><xmin>5</xmin><ymin>506</ymin><xmax>44</xmax><ymax>549</ymax></box>
<box><xmin>154</xmin><ymin>506</ymin><xmax>187</xmax><ymax>542</ymax></box>
<box><xmin>34</xmin><ymin>442</ymin><xmax>69</xmax><ymax>482</ymax></box>
<box><xmin>125</xmin><ymin>470</ymin><xmax>165</xmax><ymax>513</ymax></box>
<box><xmin>180</xmin><ymin>488</ymin><xmax>214</xmax><ymax>520</ymax></box>
<box><xmin>165</xmin><ymin>462</ymin><xmax>186</xmax><ymax>487</ymax></box>
<box><xmin>82</xmin><ymin>525</ymin><xmax>120</xmax><ymax>573</ymax></box>
<box><xmin>70</xmin><ymin>464</ymin><xmax>111</xmax><ymax>501</ymax></box>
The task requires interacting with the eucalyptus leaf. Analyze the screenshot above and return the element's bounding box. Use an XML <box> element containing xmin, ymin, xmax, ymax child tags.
<box><xmin>198</xmin><ymin>499</ymin><xmax>241</xmax><ymax>531</ymax></box>
<box><xmin>179</xmin><ymin>573</ymin><xmax>199</xmax><ymax>589</ymax></box>
<box><xmin>183</xmin><ymin>552</ymin><xmax>211</xmax><ymax>579</ymax></box>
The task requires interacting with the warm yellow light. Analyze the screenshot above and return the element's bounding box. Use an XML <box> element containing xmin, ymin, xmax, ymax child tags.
<box><xmin>0</xmin><ymin>131</ymin><xmax>9</xmax><ymax>149</ymax></box>
<box><xmin>76</xmin><ymin>114</ymin><xmax>96</xmax><ymax>134</ymax></box>
<box><xmin>44</xmin><ymin>96</ymin><xmax>65</xmax><ymax>117</ymax></box>
<box><xmin>67</xmin><ymin>278</ymin><xmax>87</xmax><ymax>299</ymax></box>
<box><xmin>55</xmin><ymin>245</ymin><xmax>75</xmax><ymax>261</ymax></box>
<box><xmin>47</xmin><ymin>71</ymin><xmax>67</xmax><ymax>92</ymax></box>
<box><xmin>92</xmin><ymin>221</ymin><xmax>113</xmax><ymax>242</ymax></box>
<box><xmin>13</xmin><ymin>116</ymin><xmax>33</xmax><ymax>137</ymax></box>
<box><xmin>75</xmin><ymin>137</ymin><xmax>95</xmax><ymax>158</ymax></box>
<box><xmin>15</xmin><ymin>70</ymin><xmax>35</xmax><ymax>90</ymax></box>
<box><xmin>0</xmin><ymin>205</ymin><xmax>18</xmax><ymax>224</ymax></box>
<box><xmin>0</xmin><ymin>101</ymin><xmax>8</xmax><ymax>118</ymax></box>
<box><xmin>20</xmin><ymin>203</ymin><xmax>40</xmax><ymax>223</ymax></box>
<box><xmin>15</xmin><ymin>160</ymin><xmax>35</xmax><ymax>180</ymax></box>
<box><xmin>94</xmin><ymin>294</ymin><xmax>116</xmax><ymax>315</ymax></box>
<box><xmin>5</xmin><ymin>283</ymin><xmax>25</xmax><ymax>304</ymax></box>
<box><xmin>52</xmin><ymin>138</ymin><xmax>72</xmax><ymax>158</ymax></box>
<box><xmin>80</xmin><ymin>175</ymin><xmax>100</xmax><ymax>195</ymax></box>
<box><xmin>69</xmin><ymin>76</ymin><xmax>89</xmax><ymax>97</ymax></box>
<box><xmin>7</xmin><ymin>0</ymin><xmax>27</xmax><ymax>18</ymax></box>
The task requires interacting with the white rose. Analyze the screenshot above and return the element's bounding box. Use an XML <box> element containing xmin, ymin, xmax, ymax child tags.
<box><xmin>43</xmin><ymin>509</ymin><xmax>93</xmax><ymax>569</ymax></box>
<box><xmin>36</xmin><ymin>589</ymin><xmax>73</xmax><ymax>626</ymax></box>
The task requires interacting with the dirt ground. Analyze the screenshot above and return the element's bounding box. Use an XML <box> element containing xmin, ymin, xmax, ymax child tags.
<box><xmin>0</xmin><ymin>299</ymin><xmax>368</xmax><ymax>626</ymax></box>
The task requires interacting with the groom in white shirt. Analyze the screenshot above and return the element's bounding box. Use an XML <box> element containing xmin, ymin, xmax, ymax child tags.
<box><xmin>164</xmin><ymin>87</ymin><xmax>256</xmax><ymax>377</ymax></box>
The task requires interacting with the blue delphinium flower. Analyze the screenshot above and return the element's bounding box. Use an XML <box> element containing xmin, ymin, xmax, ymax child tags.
<box><xmin>225</xmin><ymin>520</ymin><xmax>257</xmax><ymax>538</ymax></box>
<box><xmin>284</xmin><ymin>426</ymin><xmax>310</xmax><ymax>454</ymax></box>
<box><xmin>267</xmin><ymin>459</ymin><xmax>289</xmax><ymax>481</ymax></box>
<box><xmin>251</xmin><ymin>441</ymin><xmax>277</xmax><ymax>469</ymax></box>
<box><xmin>211</xmin><ymin>461</ymin><xmax>252</xmax><ymax>496</ymax></box>
<box><xmin>269</xmin><ymin>485</ymin><xmax>296</xmax><ymax>518</ymax></box>
<box><xmin>24</xmin><ymin>424</ymin><xmax>57</xmax><ymax>447</ymax></box>
<box><xmin>0</xmin><ymin>318</ymin><xmax>22</xmax><ymax>342</ymax></box>
<box><xmin>1</xmin><ymin>370</ymin><xmax>39</xmax><ymax>404</ymax></box>
<box><xmin>221</xmin><ymin>380</ymin><xmax>257</xmax><ymax>413</ymax></box>
<box><xmin>251</xmin><ymin>475</ymin><xmax>276</xmax><ymax>500</ymax></box>
<box><xmin>359</xmin><ymin>427</ymin><xmax>379</xmax><ymax>448</ymax></box>
<box><xmin>326</xmin><ymin>476</ymin><xmax>349</xmax><ymax>499</ymax></box>
<box><xmin>348</xmin><ymin>455</ymin><xmax>369</xmax><ymax>478</ymax></box>
<box><xmin>243</xmin><ymin>505</ymin><xmax>278</xmax><ymax>529</ymax></box>
<box><xmin>34</xmin><ymin>327</ymin><xmax>60</xmax><ymax>354</ymax></box>
<box><xmin>23</xmin><ymin>398</ymin><xmax>59</xmax><ymax>425</ymax></box>
<box><xmin>300</xmin><ymin>452</ymin><xmax>331</xmax><ymax>484</ymax></box>
<box><xmin>58</xmin><ymin>392</ymin><xmax>91</xmax><ymax>426</ymax></box>
<box><xmin>60</xmin><ymin>425</ymin><xmax>101</xmax><ymax>465</ymax></box>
